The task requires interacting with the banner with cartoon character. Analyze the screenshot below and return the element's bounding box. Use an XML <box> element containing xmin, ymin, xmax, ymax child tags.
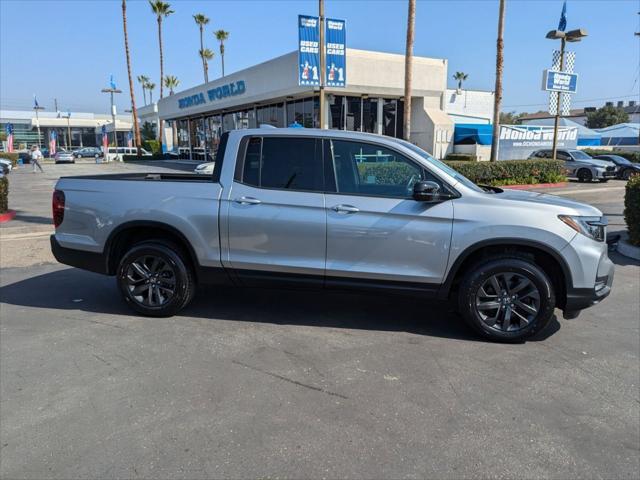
<box><xmin>325</xmin><ymin>18</ymin><xmax>346</xmax><ymax>87</ymax></box>
<box><xmin>298</xmin><ymin>15</ymin><xmax>320</xmax><ymax>86</ymax></box>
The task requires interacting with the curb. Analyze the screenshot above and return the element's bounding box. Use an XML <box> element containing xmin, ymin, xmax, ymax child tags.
<box><xmin>616</xmin><ymin>235</ymin><xmax>640</xmax><ymax>261</ymax></box>
<box><xmin>0</xmin><ymin>210</ymin><xmax>17</xmax><ymax>223</ymax></box>
<box><xmin>504</xmin><ymin>182</ymin><xmax>567</xmax><ymax>190</ymax></box>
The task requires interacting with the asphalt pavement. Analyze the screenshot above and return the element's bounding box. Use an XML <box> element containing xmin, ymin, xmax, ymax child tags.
<box><xmin>0</xmin><ymin>163</ymin><xmax>638</xmax><ymax>479</ymax></box>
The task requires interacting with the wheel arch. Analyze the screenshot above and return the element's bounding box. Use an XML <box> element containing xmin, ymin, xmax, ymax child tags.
<box><xmin>105</xmin><ymin>220</ymin><xmax>200</xmax><ymax>278</ymax></box>
<box><xmin>440</xmin><ymin>238</ymin><xmax>572</xmax><ymax>308</ymax></box>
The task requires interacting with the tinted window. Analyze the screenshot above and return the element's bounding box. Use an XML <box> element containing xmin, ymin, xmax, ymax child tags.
<box><xmin>241</xmin><ymin>137</ymin><xmax>322</xmax><ymax>192</ymax></box>
<box><xmin>327</xmin><ymin>139</ymin><xmax>429</xmax><ymax>198</ymax></box>
<box><xmin>556</xmin><ymin>151</ymin><xmax>571</xmax><ymax>160</ymax></box>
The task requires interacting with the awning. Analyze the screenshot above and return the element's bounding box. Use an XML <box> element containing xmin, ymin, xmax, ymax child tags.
<box><xmin>453</xmin><ymin>123</ymin><xmax>493</xmax><ymax>145</ymax></box>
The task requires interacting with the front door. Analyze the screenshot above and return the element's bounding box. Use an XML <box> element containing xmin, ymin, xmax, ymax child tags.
<box><xmin>224</xmin><ymin>135</ymin><xmax>326</xmax><ymax>286</ymax></box>
<box><xmin>324</xmin><ymin>138</ymin><xmax>454</xmax><ymax>287</ymax></box>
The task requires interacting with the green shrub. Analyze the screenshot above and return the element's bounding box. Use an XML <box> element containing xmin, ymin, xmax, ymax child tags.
<box><xmin>143</xmin><ymin>140</ymin><xmax>162</xmax><ymax>155</ymax></box>
<box><xmin>357</xmin><ymin>163</ymin><xmax>416</xmax><ymax>185</ymax></box>
<box><xmin>583</xmin><ymin>149</ymin><xmax>640</xmax><ymax>163</ymax></box>
<box><xmin>444</xmin><ymin>159</ymin><xmax>566</xmax><ymax>186</ymax></box>
<box><xmin>445</xmin><ymin>153</ymin><xmax>477</xmax><ymax>161</ymax></box>
<box><xmin>624</xmin><ymin>175</ymin><xmax>640</xmax><ymax>246</ymax></box>
<box><xmin>0</xmin><ymin>152</ymin><xmax>19</xmax><ymax>167</ymax></box>
<box><xmin>0</xmin><ymin>176</ymin><xmax>8</xmax><ymax>213</ymax></box>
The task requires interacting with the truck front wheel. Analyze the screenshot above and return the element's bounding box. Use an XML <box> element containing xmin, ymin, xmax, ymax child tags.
<box><xmin>117</xmin><ymin>241</ymin><xmax>195</xmax><ymax>317</ymax></box>
<box><xmin>457</xmin><ymin>257</ymin><xmax>555</xmax><ymax>342</ymax></box>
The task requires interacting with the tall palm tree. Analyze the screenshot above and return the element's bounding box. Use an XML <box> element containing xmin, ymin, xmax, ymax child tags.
<box><xmin>403</xmin><ymin>0</ymin><xmax>415</xmax><ymax>141</ymax></box>
<box><xmin>214</xmin><ymin>29</ymin><xmax>230</xmax><ymax>77</ymax></box>
<box><xmin>193</xmin><ymin>13</ymin><xmax>210</xmax><ymax>83</ymax></box>
<box><xmin>122</xmin><ymin>0</ymin><xmax>142</xmax><ymax>156</ymax></box>
<box><xmin>490</xmin><ymin>0</ymin><xmax>506</xmax><ymax>162</ymax></box>
<box><xmin>453</xmin><ymin>71</ymin><xmax>469</xmax><ymax>92</ymax></box>
<box><xmin>164</xmin><ymin>75</ymin><xmax>180</xmax><ymax>95</ymax></box>
<box><xmin>137</xmin><ymin>75</ymin><xmax>150</xmax><ymax>105</ymax></box>
<box><xmin>200</xmin><ymin>48</ymin><xmax>214</xmax><ymax>81</ymax></box>
<box><xmin>149</xmin><ymin>1</ymin><xmax>174</xmax><ymax>99</ymax></box>
<box><xmin>146</xmin><ymin>82</ymin><xmax>156</xmax><ymax>103</ymax></box>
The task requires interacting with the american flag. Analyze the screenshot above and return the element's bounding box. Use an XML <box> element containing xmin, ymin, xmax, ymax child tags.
<box><xmin>49</xmin><ymin>130</ymin><xmax>57</xmax><ymax>156</ymax></box>
<box><xmin>5</xmin><ymin>123</ymin><xmax>13</xmax><ymax>153</ymax></box>
<box><xmin>102</xmin><ymin>125</ymin><xmax>108</xmax><ymax>152</ymax></box>
<box><xmin>127</xmin><ymin>131</ymin><xmax>133</xmax><ymax>148</ymax></box>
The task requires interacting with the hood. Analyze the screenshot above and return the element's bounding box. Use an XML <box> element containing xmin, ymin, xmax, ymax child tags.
<box><xmin>585</xmin><ymin>159</ymin><xmax>615</xmax><ymax>168</ymax></box>
<box><xmin>495</xmin><ymin>189</ymin><xmax>602</xmax><ymax>216</ymax></box>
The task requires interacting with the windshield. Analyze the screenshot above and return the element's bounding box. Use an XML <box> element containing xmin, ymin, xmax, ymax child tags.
<box><xmin>396</xmin><ymin>139</ymin><xmax>484</xmax><ymax>192</ymax></box>
<box><xmin>607</xmin><ymin>155</ymin><xmax>631</xmax><ymax>165</ymax></box>
<box><xmin>570</xmin><ymin>150</ymin><xmax>593</xmax><ymax>160</ymax></box>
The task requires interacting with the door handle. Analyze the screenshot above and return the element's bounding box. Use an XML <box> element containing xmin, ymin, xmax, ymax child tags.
<box><xmin>234</xmin><ymin>196</ymin><xmax>262</xmax><ymax>205</ymax></box>
<box><xmin>332</xmin><ymin>204</ymin><xmax>359</xmax><ymax>214</ymax></box>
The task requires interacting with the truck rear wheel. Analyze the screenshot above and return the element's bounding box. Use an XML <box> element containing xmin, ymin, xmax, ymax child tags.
<box><xmin>457</xmin><ymin>257</ymin><xmax>555</xmax><ymax>342</ymax></box>
<box><xmin>116</xmin><ymin>241</ymin><xmax>195</xmax><ymax>317</ymax></box>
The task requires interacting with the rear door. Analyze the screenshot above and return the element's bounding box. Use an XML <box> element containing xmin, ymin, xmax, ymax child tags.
<box><xmin>323</xmin><ymin>138</ymin><xmax>454</xmax><ymax>286</ymax></box>
<box><xmin>224</xmin><ymin>135</ymin><xmax>326</xmax><ymax>286</ymax></box>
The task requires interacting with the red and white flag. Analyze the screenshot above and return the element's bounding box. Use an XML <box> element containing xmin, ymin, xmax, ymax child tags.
<box><xmin>49</xmin><ymin>130</ymin><xmax>57</xmax><ymax>156</ymax></box>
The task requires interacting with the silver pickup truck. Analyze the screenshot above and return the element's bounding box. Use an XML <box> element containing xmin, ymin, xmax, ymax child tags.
<box><xmin>51</xmin><ymin>128</ymin><xmax>614</xmax><ymax>342</ymax></box>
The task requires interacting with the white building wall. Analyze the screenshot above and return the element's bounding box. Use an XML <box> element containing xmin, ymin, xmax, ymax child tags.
<box><xmin>444</xmin><ymin>89</ymin><xmax>494</xmax><ymax>124</ymax></box>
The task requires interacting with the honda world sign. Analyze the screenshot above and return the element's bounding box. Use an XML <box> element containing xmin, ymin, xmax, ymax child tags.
<box><xmin>499</xmin><ymin>125</ymin><xmax>578</xmax><ymax>160</ymax></box>
<box><xmin>542</xmin><ymin>69</ymin><xmax>578</xmax><ymax>93</ymax></box>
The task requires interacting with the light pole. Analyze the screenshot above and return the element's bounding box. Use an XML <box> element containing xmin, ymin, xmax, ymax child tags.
<box><xmin>101</xmin><ymin>86</ymin><xmax>122</xmax><ymax>161</ymax></box>
<box><xmin>318</xmin><ymin>0</ymin><xmax>326</xmax><ymax>129</ymax></box>
<box><xmin>63</xmin><ymin>111</ymin><xmax>72</xmax><ymax>150</ymax></box>
<box><xmin>33</xmin><ymin>104</ymin><xmax>44</xmax><ymax>149</ymax></box>
<box><xmin>546</xmin><ymin>28</ymin><xmax>587</xmax><ymax>160</ymax></box>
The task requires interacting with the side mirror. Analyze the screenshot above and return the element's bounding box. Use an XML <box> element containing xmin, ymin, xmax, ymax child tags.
<box><xmin>413</xmin><ymin>180</ymin><xmax>441</xmax><ymax>202</ymax></box>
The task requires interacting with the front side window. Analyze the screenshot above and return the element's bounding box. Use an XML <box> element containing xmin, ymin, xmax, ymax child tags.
<box><xmin>326</xmin><ymin>139</ymin><xmax>427</xmax><ymax>198</ymax></box>
<box><xmin>570</xmin><ymin>150</ymin><xmax>592</xmax><ymax>160</ymax></box>
<box><xmin>241</xmin><ymin>137</ymin><xmax>322</xmax><ymax>192</ymax></box>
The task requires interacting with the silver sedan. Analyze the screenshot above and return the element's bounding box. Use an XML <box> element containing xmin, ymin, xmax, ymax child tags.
<box><xmin>54</xmin><ymin>150</ymin><xmax>76</xmax><ymax>164</ymax></box>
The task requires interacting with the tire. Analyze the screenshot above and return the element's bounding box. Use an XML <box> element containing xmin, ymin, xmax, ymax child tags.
<box><xmin>577</xmin><ymin>169</ymin><xmax>593</xmax><ymax>183</ymax></box>
<box><xmin>457</xmin><ymin>257</ymin><xmax>556</xmax><ymax>342</ymax></box>
<box><xmin>117</xmin><ymin>241</ymin><xmax>196</xmax><ymax>317</ymax></box>
<box><xmin>622</xmin><ymin>169</ymin><xmax>631</xmax><ymax>180</ymax></box>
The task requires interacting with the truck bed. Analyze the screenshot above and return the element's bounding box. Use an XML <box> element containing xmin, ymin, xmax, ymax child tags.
<box><xmin>60</xmin><ymin>172</ymin><xmax>215</xmax><ymax>183</ymax></box>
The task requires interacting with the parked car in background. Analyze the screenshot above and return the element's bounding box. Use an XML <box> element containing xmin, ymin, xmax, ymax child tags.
<box><xmin>105</xmin><ymin>147</ymin><xmax>152</xmax><ymax>162</ymax></box>
<box><xmin>17</xmin><ymin>152</ymin><xmax>31</xmax><ymax>164</ymax></box>
<box><xmin>73</xmin><ymin>147</ymin><xmax>103</xmax><ymax>159</ymax></box>
<box><xmin>593</xmin><ymin>155</ymin><xmax>640</xmax><ymax>180</ymax></box>
<box><xmin>50</xmin><ymin>129</ymin><xmax>614</xmax><ymax>342</ymax></box>
<box><xmin>54</xmin><ymin>149</ymin><xmax>75</xmax><ymax>164</ymax></box>
<box><xmin>0</xmin><ymin>158</ymin><xmax>13</xmax><ymax>174</ymax></box>
<box><xmin>194</xmin><ymin>162</ymin><xmax>215</xmax><ymax>175</ymax></box>
<box><xmin>528</xmin><ymin>148</ymin><xmax>617</xmax><ymax>183</ymax></box>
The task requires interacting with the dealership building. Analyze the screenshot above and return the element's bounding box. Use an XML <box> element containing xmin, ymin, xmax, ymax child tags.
<box><xmin>142</xmin><ymin>48</ymin><xmax>494</xmax><ymax>160</ymax></box>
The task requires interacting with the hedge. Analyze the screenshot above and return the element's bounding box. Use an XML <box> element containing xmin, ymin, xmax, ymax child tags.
<box><xmin>0</xmin><ymin>153</ymin><xmax>19</xmax><ymax>167</ymax></box>
<box><xmin>143</xmin><ymin>140</ymin><xmax>162</xmax><ymax>155</ymax></box>
<box><xmin>444</xmin><ymin>153</ymin><xmax>477</xmax><ymax>161</ymax></box>
<box><xmin>444</xmin><ymin>159</ymin><xmax>566</xmax><ymax>186</ymax></box>
<box><xmin>583</xmin><ymin>149</ymin><xmax>640</xmax><ymax>163</ymax></box>
<box><xmin>624</xmin><ymin>175</ymin><xmax>640</xmax><ymax>246</ymax></box>
<box><xmin>0</xmin><ymin>176</ymin><xmax>8</xmax><ymax>213</ymax></box>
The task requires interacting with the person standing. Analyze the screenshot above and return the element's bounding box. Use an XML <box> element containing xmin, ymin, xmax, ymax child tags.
<box><xmin>31</xmin><ymin>145</ymin><xmax>44</xmax><ymax>173</ymax></box>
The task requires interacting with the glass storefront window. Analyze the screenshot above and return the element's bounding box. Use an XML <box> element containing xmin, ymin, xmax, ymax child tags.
<box><xmin>329</xmin><ymin>95</ymin><xmax>345</xmax><ymax>130</ymax></box>
<box><xmin>257</xmin><ymin>103</ymin><xmax>284</xmax><ymax>127</ymax></box>
<box><xmin>362</xmin><ymin>98</ymin><xmax>378</xmax><ymax>134</ymax></box>
<box><xmin>345</xmin><ymin>96</ymin><xmax>362</xmax><ymax>132</ymax></box>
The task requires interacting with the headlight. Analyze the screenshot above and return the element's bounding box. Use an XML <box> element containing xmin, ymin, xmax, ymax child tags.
<box><xmin>558</xmin><ymin>215</ymin><xmax>607</xmax><ymax>242</ymax></box>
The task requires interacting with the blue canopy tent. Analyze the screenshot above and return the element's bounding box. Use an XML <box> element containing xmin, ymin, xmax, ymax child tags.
<box><xmin>523</xmin><ymin>118</ymin><xmax>601</xmax><ymax>146</ymax></box>
<box><xmin>595</xmin><ymin>123</ymin><xmax>640</xmax><ymax>146</ymax></box>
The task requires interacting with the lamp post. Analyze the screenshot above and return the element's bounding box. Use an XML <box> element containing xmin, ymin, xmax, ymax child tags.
<box><xmin>318</xmin><ymin>0</ymin><xmax>326</xmax><ymax>129</ymax></box>
<box><xmin>545</xmin><ymin>28</ymin><xmax>587</xmax><ymax>160</ymax></box>
<box><xmin>33</xmin><ymin>104</ymin><xmax>44</xmax><ymax>149</ymax></box>
<box><xmin>63</xmin><ymin>111</ymin><xmax>72</xmax><ymax>150</ymax></box>
<box><xmin>101</xmin><ymin>86</ymin><xmax>122</xmax><ymax>161</ymax></box>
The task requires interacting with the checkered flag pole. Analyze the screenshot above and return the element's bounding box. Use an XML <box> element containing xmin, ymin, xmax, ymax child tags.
<box><xmin>548</xmin><ymin>50</ymin><xmax>575</xmax><ymax>116</ymax></box>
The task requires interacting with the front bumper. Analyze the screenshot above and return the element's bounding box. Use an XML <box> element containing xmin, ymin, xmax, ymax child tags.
<box><xmin>595</xmin><ymin>169</ymin><xmax>616</xmax><ymax>179</ymax></box>
<box><xmin>564</xmin><ymin>251</ymin><xmax>615</xmax><ymax>311</ymax></box>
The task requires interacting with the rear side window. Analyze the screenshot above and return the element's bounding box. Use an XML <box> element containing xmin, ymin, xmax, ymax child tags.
<box><xmin>240</xmin><ymin>137</ymin><xmax>322</xmax><ymax>192</ymax></box>
<box><xmin>211</xmin><ymin>132</ymin><xmax>228</xmax><ymax>182</ymax></box>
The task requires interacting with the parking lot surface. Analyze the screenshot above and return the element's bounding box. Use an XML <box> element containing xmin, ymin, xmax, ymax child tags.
<box><xmin>1</xmin><ymin>163</ymin><xmax>638</xmax><ymax>479</ymax></box>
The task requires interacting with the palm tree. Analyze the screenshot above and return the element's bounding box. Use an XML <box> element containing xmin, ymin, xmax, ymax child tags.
<box><xmin>122</xmin><ymin>0</ymin><xmax>142</xmax><ymax>156</ymax></box>
<box><xmin>137</xmin><ymin>75</ymin><xmax>150</xmax><ymax>105</ymax></box>
<box><xmin>164</xmin><ymin>75</ymin><xmax>179</xmax><ymax>95</ymax></box>
<box><xmin>200</xmin><ymin>48</ymin><xmax>214</xmax><ymax>81</ymax></box>
<box><xmin>193</xmin><ymin>13</ymin><xmax>210</xmax><ymax>83</ymax></box>
<box><xmin>453</xmin><ymin>71</ymin><xmax>469</xmax><ymax>92</ymax></box>
<box><xmin>146</xmin><ymin>81</ymin><xmax>156</xmax><ymax>103</ymax></box>
<box><xmin>149</xmin><ymin>1</ymin><xmax>174</xmax><ymax>99</ymax></box>
<box><xmin>403</xmin><ymin>0</ymin><xmax>415</xmax><ymax>141</ymax></box>
<box><xmin>489</xmin><ymin>0</ymin><xmax>506</xmax><ymax>162</ymax></box>
<box><xmin>214</xmin><ymin>29</ymin><xmax>230</xmax><ymax>77</ymax></box>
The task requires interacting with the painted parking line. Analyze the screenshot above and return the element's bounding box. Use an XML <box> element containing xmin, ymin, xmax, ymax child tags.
<box><xmin>542</xmin><ymin>186</ymin><xmax>626</xmax><ymax>196</ymax></box>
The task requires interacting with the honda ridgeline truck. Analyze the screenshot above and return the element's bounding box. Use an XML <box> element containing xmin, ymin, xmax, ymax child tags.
<box><xmin>51</xmin><ymin>129</ymin><xmax>614</xmax><ymax>342</ymax></box>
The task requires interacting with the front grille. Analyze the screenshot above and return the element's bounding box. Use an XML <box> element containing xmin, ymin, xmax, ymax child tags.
<box><xmin>606</xmin><ymin>166</ymin><xmax>615</xmax><ymax>172</ymax></box>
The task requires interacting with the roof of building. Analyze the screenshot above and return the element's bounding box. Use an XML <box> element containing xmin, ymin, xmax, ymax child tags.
<box><xmin>594</xmin><ymin>123</ymin><xmax>639</xmax><ymax>137</ymax></box>
<box><xmin>520</xmin><ymin>103</ymin><xmax>639</xmax><ymax>121</ymax></box>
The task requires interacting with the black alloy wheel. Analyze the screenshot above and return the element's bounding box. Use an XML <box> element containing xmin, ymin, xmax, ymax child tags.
<box><xmin>577</xmin><ymin>169</ymin><xmax>593</xmax><ymax>183</ymax></box>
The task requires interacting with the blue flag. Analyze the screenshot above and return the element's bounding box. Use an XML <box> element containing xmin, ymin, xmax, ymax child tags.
<box><xmin>110</xmin><ymin>74</ymin><xmax>116</xmax><ymax>90</ymax></box>
<box><xmin>33</xmin><ymin>94</ymin><xmax>39</xmax><ymax>108</ymax></box>
<box><xmin>558</xmin><ymin>0</ymin><xmax>567</xmax><ymax>31</ymax></box>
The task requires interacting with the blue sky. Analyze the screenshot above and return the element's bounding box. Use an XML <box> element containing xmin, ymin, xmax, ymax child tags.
<box><xmin>0</xmin><ymin>0</ymin><xmax>638</xmax><ymax>115</ymax></box>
